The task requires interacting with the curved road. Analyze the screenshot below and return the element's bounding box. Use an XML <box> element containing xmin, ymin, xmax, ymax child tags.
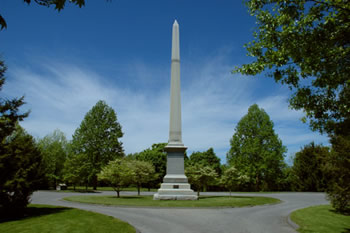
<box><xmin>31</xmin><ymin>191</ymin><xmax>328</xmax><ymax>233</ymax></box>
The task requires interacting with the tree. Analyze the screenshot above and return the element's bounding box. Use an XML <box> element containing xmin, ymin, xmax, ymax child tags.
<box><xmin>0</xmin><ymin>61</ymin><xmax>28</xmax><ymax>142</ymax></box>
<box><xmin>0</xmin><ymin>0</ymin><xmax>87</xmax><ymax>30</ymax></box>
<box><xmin>234</xmin><ymin>0</ymin><xmax>350</xmax><ymax>136</ymax></box>
<box><xmin>71</xmin><ymin>100</ymin><xmax>124</xmax><ymax>190</ymax></box>
<box><xmin>37</xmin><ymin>129</ymin><xmax>68</xmax><ymax>189</ymax></box>
<box><xmin>188</xmin><ymin>148</ymin><xmax>222</xmax><ymax>175</ymax></box>
<box><xmin>227</xmin><ymin>104</ymin><xmax>287</xmax><ymax>191</ymax></box>
<box><xmin>130</xmin><ymin>160</ymin><xmax>155</xmax><ymax>195</ymax></box>
<box><xmin>221</xmin><ymin>166</ymin><xmax>249</xmax><ymax>195</ymax></box>
<box><xmin>0</xmin><ymin>126</ymin><xmax>42</xmax><ymax>217</ymax></box>
<box><xmin>291</xmin><ymin>142</ymin><xmax>329</xmax><ymax>192</ymax></box>
<box><xmin>135</xmin><ymin>143</ymin><xmax>167</xmax><ymax>188</ymax></box>
<box><xmin>98</xmin><ymin>159</ymin><xmax>134</xmax><ymax>198</ymax></box>
<box><xmin>63</xmin><ymin>152</ymin><xmax>92</xmax><ymax>190</ymax></box>
<box><xmin>185</xmin><ymin>164</ymin><xmax>218</xmax><ymax>196</ymax></box>
<box><xmin>323</xmin><ymin>135</ymin><xmax>350</xmax><ymax>214</ymax></box>
<box><xmin>0</xmin><ymin>61</ymin><xmax>39</xmax><ymax>217</ymax></box>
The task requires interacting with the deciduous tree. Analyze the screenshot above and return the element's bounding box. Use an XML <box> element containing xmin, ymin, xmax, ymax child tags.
<box><xmin>221</xmin><ymin>166</ymin><xmax>249</xmax><ymax>194</ymax></box>
<box><xmin>227</xmin><ymin>104</ymin><xmax>287</xmax><ymax>191</ymax></box>
<box><xmin>324</xmin><ymin>135</ymin><xmax>350</xmax><ymax>214</ymax></box>
<box><xmin>188</xmin><ymin>148</ymin><xmax>222</xmax><ymax>175</ymax></box>
<box><xmin>98</xmin><ymin>159</ymin><xmax>134</xmax><ymax>198</ymax></box>
<box><xmin>291</xmin><ymin>142</ymin><xmax>329</xmax><ymax>192</ymax></box>
<box><xmin>185</xmin><ymin>164</ymin><xmax>218</xmax><ymax>196</ymax></box>
<box><xmin>37</xmin><ymin>129</ymin><xmax>68</xmax><ymax>189</ymax></box>
<box><xmin>130</xmin><ymin>160</ymin><xmax>155</xmax><ymax>195</ymax></box>
<box><xmin>234</xmin><ymin>0</ymin><xmax>350</xmax><ymax>136</ymax></box>
<box><xmin>71</xmin><ymin>100</ymin><xmax>124</xmax><ymax>190</ymax></box>
<box><xmin>135</xmin><ymin>143</ymin><xmax>167</xmax><ymax>188</ymax></box>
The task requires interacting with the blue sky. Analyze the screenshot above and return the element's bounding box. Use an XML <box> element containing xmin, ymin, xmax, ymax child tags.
<box><xmin>1</xmin><ymin>0</ymin><xmax>329</xmax><ymax>164</ymax></box>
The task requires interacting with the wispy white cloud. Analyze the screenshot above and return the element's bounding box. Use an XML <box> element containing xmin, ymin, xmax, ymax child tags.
<box><xmin>3</xmin><ymin>53</ymin><xmax>329</xmax><ymax>164</ymax></box>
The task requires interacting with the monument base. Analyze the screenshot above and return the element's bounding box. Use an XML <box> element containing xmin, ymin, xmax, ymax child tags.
<box><xmin>153</xmin><ymin>175</ymin><xmax>198</xmax><ymax>200</ymax></box>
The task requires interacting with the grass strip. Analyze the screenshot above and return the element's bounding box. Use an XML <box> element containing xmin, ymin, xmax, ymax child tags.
<box><xmin>0</xmin><ymin>204</ymin><xmax>135</xmax><ymax>233</ymax></box>
<box><xmin>290</xmin><ymin>205</ymin><xmax>350</xmax><ymax>233</ymax></box>
<box><xmin>64</xmin><ymin>195</ymin><xmax>280</xmax><ymax>208</ymax></box>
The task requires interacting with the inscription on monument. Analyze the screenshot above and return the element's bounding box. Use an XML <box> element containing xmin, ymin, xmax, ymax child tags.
<box><xmin>173</xmin><ymin>185</ymin><xmax>179</xmax><ymax>189</ymax></box>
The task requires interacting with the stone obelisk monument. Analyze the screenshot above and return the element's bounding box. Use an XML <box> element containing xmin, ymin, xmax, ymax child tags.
<box><xmin>154</xmin><ymin>20</ymin><xmax>197</xmax><ymax>200</ymax></box>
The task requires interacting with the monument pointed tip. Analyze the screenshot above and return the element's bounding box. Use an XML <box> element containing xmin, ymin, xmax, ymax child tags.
<box><xmin>174</xmin><ymin>19</ymin><xmax>178</xmax><ymax>25</ymax></box>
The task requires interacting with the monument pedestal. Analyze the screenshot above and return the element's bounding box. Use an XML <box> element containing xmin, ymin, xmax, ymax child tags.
<box><xmin>153</xmin><ymin>145</ymin><xmax>198</xmax><ymax>200</ymax></box>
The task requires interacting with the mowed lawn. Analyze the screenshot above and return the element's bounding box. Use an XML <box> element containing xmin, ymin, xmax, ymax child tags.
<box><xmin>0</xmin><ymin>204</ymin><xmax>135</xmax><ymax>233</ymax></box>
<box><xmin>291</xmin><ymin>205</ymin><xmax>350</xmax><ymax>233</ymax></box>
<box><xmin>64</xmin><ymin>195</ymin><xmax>280</xmax><ymax>208</ymax></box>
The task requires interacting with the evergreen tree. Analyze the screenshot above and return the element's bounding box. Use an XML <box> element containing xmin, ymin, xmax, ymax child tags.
<box><xmin>0</xmin><ymin>126</ymin><xmax>42</xmax><ymax>217</ymax></box>
<box><xmin>71</xmin><ymin>100</ymin><xmax>124</xmax><ymax>190</ymax></box>
<box><xmin>227</xmin><ymin>104</ymin><xmax>287</xmax><ymax>191</ymax></box>
<box><xmin>0</xmin><ymin>60</ymin><xmax>41</xmax><ymax>217</ymax></box>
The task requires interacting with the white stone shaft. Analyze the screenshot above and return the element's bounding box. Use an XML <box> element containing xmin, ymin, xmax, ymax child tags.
<box><xmin>169</xmin><ymin>20</ymin><xmax>183</xmax><ymax>145</ymax></box>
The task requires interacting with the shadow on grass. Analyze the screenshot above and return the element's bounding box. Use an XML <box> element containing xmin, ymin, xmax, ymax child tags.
<box><xmin>342</xmin><ymin>229</ymin><xmax>350</xmax><ymax>233</ymax></box>
<box><xmin>107</xmin><ymin>196</ymin><xmax>145</xmax><ymax>200</ymax></box>
<box><xmin>329</xmin><ymin>209</ymin><xmax>350</xmax><ymax>216</ymax></box>
<box><xmin>198</xmin><ymin>196</ymin><xmax>252</xmax><ymax>200</ymax></box>
<box><xmin>65</xmin><ymin>189</ymin><xmax>101</xmax><ymax>193</ymax></box>
<box><xmin>0</xmin><ymin>206</ymin><xmax>70</xmax><ymax>224</ymax></box>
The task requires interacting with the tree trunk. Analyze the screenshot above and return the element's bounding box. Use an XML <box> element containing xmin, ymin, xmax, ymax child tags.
<box><xmin>137</xmin><ymin>185</ymin><xmax>141</xmax><ymax>196</ymax></box>
<box><xmin>92</xmin><ymin>175</ymin><xmax>97</xmax><ymax>190</ymax></box>
<box><xmin>117</xmin><ymin>190</ymin><xmax>120</xmax><ymax>198</ymax></box>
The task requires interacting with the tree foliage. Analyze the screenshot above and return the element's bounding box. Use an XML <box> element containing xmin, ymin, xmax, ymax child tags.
<box><xmin>0</xmin><ymin>61</ymin><xmax>41</xmax><ymax>217</ymax></box>
<box><xmin>188</xmin><ymin>148</ymin><xmax>222</xmax><ymax>175</ymax></box>
<box><xmin>324</xmin><ymin>135</ymin><xmax>350</xmax><ymax>214</ymax></box>
<box><xmin>98</xmin><ymin>159</ymin><xmax>134</xmax><ymax>198</ymax></box>
<box><xmin>37</xmin><ymin>129</ymin><xmax>68</xmax><ymax>188</ymax></box>
<box><xmin>0</xmin><ymin>0</ymin><xmax>87</xmax><ymax>30</ymax></box>
<box><xmin>227</xmin><ymin>104</ymin><xmax>287</xmax><ymax>191</ymax></box>
<box><xmin>0</xmin><ymin>61</ymin><xmax>28</xmax><ymax>141</ymax></box>
<box><xmin>221</xmin><ymin>166</ymin><xmax>249</xmax><ymax>194</ymax></box>
<box><xmin>291</xmin><ymin>142</ymin><xmax>329</xmax><ymax>191</ymax></box>
<box><xmin>63</xmin><ymin>152</ymin><xmax>91</xmax><ymax>189</ymax></box>
<box><xmin>0</xmin><ymin>126</ymin><xmax>42</xmax><ymax>217</ymax></box>
<box><xmin>185</xmin><ymin>164</ymin><xmax>218</xmax><ymax>196</ymax></box>
<box><xmin>129</xmin><ymin>160</ymin><xmax>155</xmax><ymax>195</ymax></box>
<box><xmin>234</xmin><ymin>0</ymin><xmax>350</xmax><ymax>135</ymax></box>
<box><xmin>71</xmin><ymin>100</ymin><xmax>124</xmax><ymax>189</ymax></box>
<box><xmin>135</xmin><ymin>143</ymin><xmax>167</xmax><ymax>187</ymax></box>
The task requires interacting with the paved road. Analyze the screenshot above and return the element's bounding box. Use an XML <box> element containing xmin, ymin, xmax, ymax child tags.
<box><xmin>31</xmin><ymin>191</ymin><xmax>329</xmax><ymax>233</ymax></box>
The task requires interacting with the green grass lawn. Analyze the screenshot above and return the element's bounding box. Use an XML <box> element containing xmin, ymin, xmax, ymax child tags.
<box><xmin>58</xmin><ymin>186</ymin><xmax>157</xmax><ymax>193</ymax></box>
<box><xmin>64</xmin><ymin>195</ymin><xmax>280</xmax><ymax>208</ymax></box>
<box><xmin>290</xmin><ymin>205</ymin><xmax>350</xmax><ymax>233</ymax></box>
<box><xmin>0</xmin><ymin>204</ymin><xmax>135</xmax><ymax>233</ymax></box>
